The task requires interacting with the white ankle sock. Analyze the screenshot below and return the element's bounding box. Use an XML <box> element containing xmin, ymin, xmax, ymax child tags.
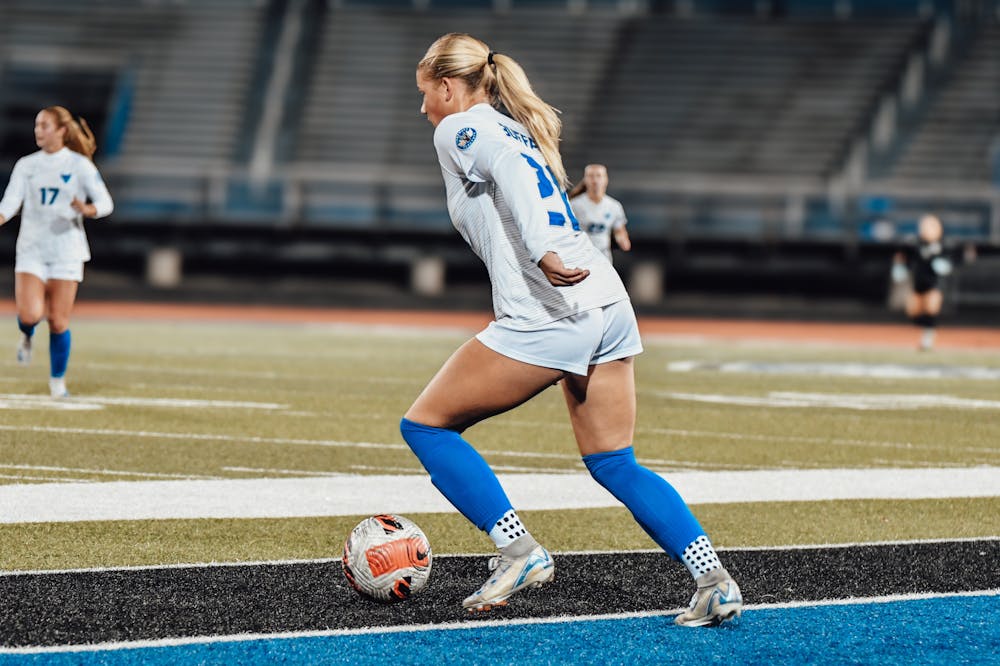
<box><xmin>681</xmin><ymin>535</ymin><xmax>723</xmax><ymax>579</ymax></box>
<box><xmin>488</xmin><ymin>509</ymin><xmax>529</xmax><ymax>548</ymax></box>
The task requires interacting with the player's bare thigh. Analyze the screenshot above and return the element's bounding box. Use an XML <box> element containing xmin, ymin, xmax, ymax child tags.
<box><xmin>561</xmin><ymin>357</ymin><xmax>636</xmax><ymax>456</ymax></box>
<box><xmin>906</xmin><ymin>289</ymin><xmax>942</xmax><ymax>317</ymax></box>
<box><xmin>405</xmin><ymin>337</ymin><xmax>565</xmax><ymax>432</ymax></box>
<box><xmin>45</xmin><ymin>279</ymin><xmax>79</xmax><ymax>333</ymax></box>
<box><xmin>14</xmin><ymin>272</ymin><xmax>46</xmax><ymax>323</ymax></box>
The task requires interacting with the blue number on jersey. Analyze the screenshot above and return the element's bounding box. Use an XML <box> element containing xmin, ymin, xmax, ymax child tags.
<box><xmin>39</xmin><ymin>187</ymin><xmax>59</xmax><ymax>205</ymax></box>
<box><xmin>520</xmin><ymin>154</ymin><xmax>579</xmax><ymax>231</ymax></box>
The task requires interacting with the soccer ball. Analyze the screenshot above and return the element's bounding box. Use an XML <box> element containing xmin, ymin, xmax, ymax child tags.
<box><xmin>342</xmin><ymin>514</ymin><xmax>432</xmax><ymax>602</ymax></box>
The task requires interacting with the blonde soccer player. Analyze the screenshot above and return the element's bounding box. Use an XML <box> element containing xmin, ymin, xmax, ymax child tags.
<box><xmin>0</xmin><ymin>106</ymin><xmax>114</xmax><ymax>397</ymax></box>
<box><xmin>569</xmin><ymin>164</ymin><xmax>631</xmax><ymax>262</ymax></box>
<box><xmin>403</xmin><ymin>33</ymin><xmax>742</xmax><ymax>626</ymax></box>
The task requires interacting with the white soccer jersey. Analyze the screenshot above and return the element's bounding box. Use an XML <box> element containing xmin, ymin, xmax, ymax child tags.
<box><xmin>0</xmin><ymin>147</ymin><xmax>114</xmax><ymax>263</ymax></box>
<box><xmin>570</xmin><ymin>193</ymin><xmax>627</xmax><ymax>260</ymax></box>
<box><xmin>433</xmin><ymin>104</ymin><xmax>627</xmax><ymax>330</ymax></box>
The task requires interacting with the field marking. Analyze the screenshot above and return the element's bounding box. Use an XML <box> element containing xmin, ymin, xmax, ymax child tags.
<box><xmin>3</xmin><ymin>422</ymin><xmax>995</xmax><ymax>470</ymax></box>
<box><xmin>658</xmin><ymin>390</ymin><xmax>1000</xmax><ymax>412</ymax></box>
<box><xmin>667</xmin><ymin>359</ymin><xmax>1000</xmax><ymax>380</ymax></box>
<box><xmin>2</xmin><ymin>467</ymin><xmax>997</xmax><ymax>524</ymax></box>
<box><xmin>0</xmin><ymin>424</ymin><xmax>622</xmax><ymax>464</ymax></box>
<box><xmin>503</xmin><ymin>419</ymin><xmax>1000</xmax><ymax>455</ymax></box>
<box><xmin>0</xmin><ymin>464</ymin><xmax>220</xmax><ymax>481</ymax></box>
<box><xmin>222</xmin><ymin>466</ymin><xmax>343</xmax><ymax>477</ymax></box>
<box><xmin>0</xmin><ymin>424</ymin><xmax>408</xmax><ymax>451</ymax></box>
<box><xmin>0</xmin><ymin>474</ymin><xmax>90</xmax><ymax>483</ymax></box>
<box><xmin>0</xmin><ymin>397</ymin><xmax>102</xmax><ymax>411</ymax></box>
<box><xmin>0</xmin><ymin>394</ymin><xmax>286</xmax><ymax>411</ymax></box>
<box><xmin>3</xmin><ymin>537</ymin><xmax>995</xmax><ymax>578</ymax></box>
<box><xmin>2</xmin><ymin>589</ymin><xmax>995</xmax><ymax>654</ymax></box>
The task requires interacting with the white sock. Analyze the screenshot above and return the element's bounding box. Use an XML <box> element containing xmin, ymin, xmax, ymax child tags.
<box><xmin>680</xmin><ymin>535</ymin><xmax>723</xmax><ymax>580</ymax></box>
<box><xmin>49</xmin><ymin>377</ymin><xmax>67</xmax><ymax>397</ymax></box>
<box><xmin>488</xmin><ymin>509</ymin><xmax>529</xmax><ymax>548</ymax></box>
<box><xmin>921</xmin><ymin>328</ymin><xmax>936</xmax><ymax>349</ymax></box>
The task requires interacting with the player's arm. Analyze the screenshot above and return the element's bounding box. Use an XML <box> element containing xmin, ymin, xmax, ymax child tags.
<box><xmin>0</xmin><ymin>160</ymin><xmax>27</xmax><ymax>226</ymax></box>
<box><xmin>71</xmin><ymin>161</ymin><xmax>113</xmax><ymax>219</ymax></box>
<box><xmin>890</xmin><ymin>248</ymin><xmax>909</xmax><ymax>283</ymax></box>
<box><xmin>613</xmin><ymin>225</ymin><xmax>631</xmax><ymax>252</ymax></box>
<box><xmin>490</xmin><ymin>151</ymin><xmax>589</xmax><ymax>285</ymax></box>
<box><xmin>612</xmin><ymin>202</ymin><xmax>631</xmax><ymax>251</ymax></box>
<box><xmin>434</xmin><ymin>117</ymin><xmax>587</xmax><ymax>286</ymax></box>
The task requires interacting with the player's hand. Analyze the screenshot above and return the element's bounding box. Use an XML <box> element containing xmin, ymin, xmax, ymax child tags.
<box><xmin>539</xmin><ymin>251</ymin><xmax>589</xmax><ymax>286</ymax></box>
<box><xmin>70</xmin><ymin>198</ymin><xmax>95</xmax><ymax>217</ymax></box>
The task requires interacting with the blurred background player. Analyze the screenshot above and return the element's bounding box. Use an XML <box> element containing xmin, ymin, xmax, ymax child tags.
<box><xmin>891</xmin><ymin>213</ymin><xmax>976</xmax><ymax>351</ymax></box>
<box><xmin>0</xmin><ymin>106</ymin><xmax>114</xmax><ymax>397</ymax></box>
<box><xmin>402</xmin><ymin>33</ymin><xmax>741</xmax><ymax>626</ymax></box>
<box><xmin>568</xmin><ymin>164</ymin><xmax>631</xmax><ymax>263</ymax></box>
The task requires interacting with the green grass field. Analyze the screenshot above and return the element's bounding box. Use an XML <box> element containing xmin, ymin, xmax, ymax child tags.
<box><xmin>1</xmin><ymin>316</ymin><xmax>998</xmax><ymax>570</ymax></box>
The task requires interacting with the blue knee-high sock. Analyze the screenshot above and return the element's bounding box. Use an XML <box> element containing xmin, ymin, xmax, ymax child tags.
<box><xmin>17</xmin><ymin>318</ymin><xmax>36</xmax><ymax>337</ymax></box>
<box><xmin>49</xmin><ymin>329</ymin><xmax>71</xmax><ymax>378</ymax></box>
<box><xmin>400</xmin><ymin>417</ymin><xmax>512</xmax><ymax>532</ymax></box>
<box><xmin>584</xmin><ymin>447</ymin><xmax>704</xmax><ymax>559</ymax></box>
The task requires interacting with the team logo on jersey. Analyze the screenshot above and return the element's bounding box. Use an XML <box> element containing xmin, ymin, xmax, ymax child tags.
<box><xmin>60</xmin><ymin>173</ymin><xmax>71</xmax><ymax>183</ymax></box>
<box><xmin>455</xmin><ymin>127</ymin><xmax>477</xmax><ymax>151</ymax></box>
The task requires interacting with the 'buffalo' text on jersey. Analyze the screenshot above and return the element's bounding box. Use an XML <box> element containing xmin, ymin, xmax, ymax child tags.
<box><xmin>0</xmin><ymin>147</ymin><xmax>114</xmax><ymax>263</ymax></box>
<box><xmin>433</xmin><ymin>104</ymin><xmax>627</xmax><ymax>329</ymax></box>
<box><xmin>570</xmin><ymin>193</ymin><xmax>627</xmax><ymax>261</ymax></box>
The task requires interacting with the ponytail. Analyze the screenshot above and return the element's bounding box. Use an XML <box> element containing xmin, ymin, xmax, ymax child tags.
<box><xmin>566</xmin><ymin>180</ymin><xmax>586</xmax><ymax>199</ymax></box>
<box><xmin>418</xmin><ymin>33</ymin><xmax>568</xmax><ymax>188</ymax></box>
<box><xmin>43</xmin><ymin>106</ymin><xmax>97</xmax><ymax>160</ymax></box>
<box><xmin>486</xmin><ymin>53</ymin><xmax>567</xmax><ymax>189</ymax></box>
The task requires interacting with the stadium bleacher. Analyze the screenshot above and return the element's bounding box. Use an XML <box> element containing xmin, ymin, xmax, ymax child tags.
<box><xmin>884</xmin><ymin>23</ymin><xmax>1000</xmax><ymax>184</ymax></box>
<box><xmin>0</xmin><ymin>0</ymin><xmax>996</xmax><ymax>305</ymax></box>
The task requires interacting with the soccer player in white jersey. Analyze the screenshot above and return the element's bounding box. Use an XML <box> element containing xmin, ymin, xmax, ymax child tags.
<box><xmin>0</xmin><ymin>106</ymin><xmax>114</xmax><ymax>397</ymax></box>
<box><xmin>569</xmin><ymin>164</ymin><xmax>631</xmax><ymax>262</ymax></box>
<box><xmin>403</xmin><ymin>33</ymin><xmax>742</xmax><ymax>626</ymax></box>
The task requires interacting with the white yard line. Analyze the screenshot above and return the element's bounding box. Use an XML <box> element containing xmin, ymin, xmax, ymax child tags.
<box><xmin>4</xmin><ymin>536</ymin><xmax>995</xmax><ymax>577</ymax></box>
<box><xmin>1</xmin><ymin>467</ymin><xmax>997</xmax><ymax>524</ymax></box>
<box><xmin>500</xmin><ymin>419</ymin><xmax>1000</xmax><ymax>455</ymax></box>
<box><xmin>0</xmin><ymin>424</ymin><xmax>408</xmax><ymax>452</ymax></box>
<box><xmin>0</xmin><ymin>464</ymin><xmax>220</xmax><ymax>481</ymax></box>
<box><xmin>658</xmin><ymin>390</ymin><xmax>1000</xmax><ymax>412</ymax></box>
<box><xmin>0</xmin><ymin>424</ymin><xmax>600</xmax><ymax>463</ymax></box>
<box><xmin>1</xmin><ymin>589</ymin><xmax>995</xmax><ymax>654</ymax></box>
<box><xmin>0</xmin><ymin>474</ymin><xmax>92</xmax><ymax>483</ymax></box>
<box><xmin>0</xmin><ymin>394</ymin><xmax>285</xmax><ymax>410</ymax></box>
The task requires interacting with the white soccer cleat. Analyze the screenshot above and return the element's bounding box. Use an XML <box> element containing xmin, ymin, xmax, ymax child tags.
<box><xmin>16</xmin><ymin>334</ymin><xmax>31</xmax><ymax>366</ymax></box>
<box><xmin>49</xmin><ymin>377</ymin><xmax>70</xmax><ymax>399</ymax></box>
<box><xmin>674</xmin><ymin>568</ymin><xmax>743</xmax><ymax>628</ymax></box>
<box><xmin>462</xmin><ymin>544</ymin><xmax>554</xmax><ymax>612</ymax></box>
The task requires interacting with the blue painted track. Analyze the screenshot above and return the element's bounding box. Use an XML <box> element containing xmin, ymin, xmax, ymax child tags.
<box><xmin>3</xmin><ymin>594</ymin><xmax>996</xmax><ymax>665</ymax></box>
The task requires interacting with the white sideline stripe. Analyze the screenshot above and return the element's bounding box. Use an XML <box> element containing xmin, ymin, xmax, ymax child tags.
<box><xmin>0</xmin><ymin>464</ymin><xmax>220</xmax><ymax>481</ymax></box>
<box><xmin>2</xmin><ymin>589</ymin><xmax>996</xmax><ymax>655</ymax></box>
<box><xmin>0</xmin><ymin>424</ymin><xmax>607</xmax><ymax>464</ymax></box>
<box><xmin>8</xmin><ymin>422</ymin><xmax>987</xmax><ymax>465</ymax></box>
<box><xmin>0</xmin><ymin>394</ymin><xmax>286</xmax><ymax>410</ymax></box>
<box><xmin>0</xmin><ymin>424</ymin><xmax>408</xmax><ymax>452</ymax></box>
<box><xmin>1</xmin><ymin>467</ymin><xmax>998</xmax><ymax>524</ymax></box>
<box><xmin>658</xmin><ymin>390</ymin><xmax>1000</xmax><ymax>411</ymax></box>
<box><xmin>2</xmin><ymin>536</ymin><xmax>995</xmax><ymax>578</ymax></box>
<box><xmin>667</xmin><ymin>359</ymin><xmax>1000</xmax><ymax>380</ymax></box>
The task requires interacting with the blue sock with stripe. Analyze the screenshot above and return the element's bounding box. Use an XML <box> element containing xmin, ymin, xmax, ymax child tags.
<box><xmin>400</xmin><ymin>417</ymin><xmax>512</xmax><ymax>532</ymax></box>
<box><xmin>49</xmin><ymin>329</ymin><xmax>71</xmax><ymax>378</ymax></box>
<box><xmin>17</xmin><ymin>318</ymin><xmax>36</xmax><ymax>337</ymax></box>
<box><xmin>583</xmin><ymin>447</ymin><xmax>705</xmax><ymax>560</ymax></box>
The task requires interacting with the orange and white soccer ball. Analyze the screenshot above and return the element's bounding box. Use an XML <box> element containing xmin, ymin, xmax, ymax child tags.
<box><xmin>342</xmin><ymin>514</ymin><xmax>432</xmax><ymax>602</ymax></box>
